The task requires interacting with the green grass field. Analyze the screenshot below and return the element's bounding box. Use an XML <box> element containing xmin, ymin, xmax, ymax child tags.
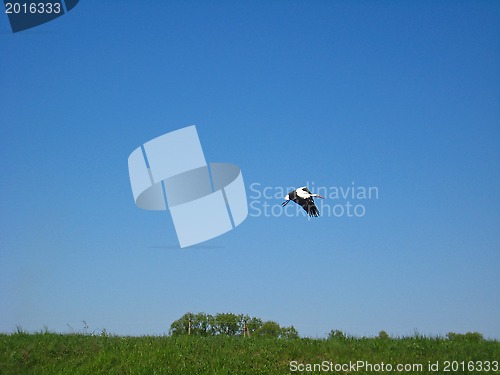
<box><xmin>1</xmin><ymin>331</ymin><xmax>499</xmax><ymax>374</ymax></box>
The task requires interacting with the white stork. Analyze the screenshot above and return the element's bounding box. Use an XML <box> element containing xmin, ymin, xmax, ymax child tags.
<box><xmin>282</xmin><ymin>186</ymin><xmax>325</xmax><ymax>217</ymax></box>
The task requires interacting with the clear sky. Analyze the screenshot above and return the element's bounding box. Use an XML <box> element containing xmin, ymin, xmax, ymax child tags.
<box><xmin>1</xmin><ymin>1</ymin><xmax>499</xmax><ymax>339</ymax></box>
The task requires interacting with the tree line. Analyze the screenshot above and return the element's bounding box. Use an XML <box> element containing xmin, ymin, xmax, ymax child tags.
<box><xmin>170</xmin><ymin>312</ymin><xmax>486</xmax><ymax>341</ymax></box>
<box><xmin>169</xmin><ymin>312</ymin><xmax>299</xmax><ymax>339</ymax></box>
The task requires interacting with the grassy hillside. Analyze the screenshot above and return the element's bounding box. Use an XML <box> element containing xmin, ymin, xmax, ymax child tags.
<box><xmin>1</xmin><ymin>332</ymin><xmax>498</xmax><ymax>374</ymax></box>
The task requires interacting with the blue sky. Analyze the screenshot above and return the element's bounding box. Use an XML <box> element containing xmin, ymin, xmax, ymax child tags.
<box><xmin>1</xmin><ymin>1</ymin><xmax>499</xmax><ymax>339</ymax></box>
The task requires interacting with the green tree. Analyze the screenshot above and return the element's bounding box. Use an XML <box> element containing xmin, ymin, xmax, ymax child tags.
<box><xmin>254</xmin><ymin>321</ymin><xmax>281</xmax><ymax>337</ymax></box>
<box><xmin>169</xmin><ymin>312</ymin><xmax>213</xmax><ymax>336</ymax></box>
<box><xmin>213</xmin><ymin>313</ymin><xmax>241</xmax><ymax>336</ymax></box>
<box><xmin>190</xmin><ymin>312</ymin><xmax>213</xmax><ymax>336</ymax></box>
<box><xmin>169</xmin><ymin>312</ymin><xmax>192</xmax><ymax>336</ymax></box>
<box><xmin>280</xmin><ymin>325</ymin><xmax>299</xmax><ymax>339</ymax></box>
<box><xmin>327</xmin><ymin>329</ymin><xmax>347</xmax><ymax>340</ymax></box>
<box><xmin>378</xmin><ymin>330</ymin><xmax>390</xmax><ymax>339</ymax></box>
<box><xmin>243</xmin><ymin>315</ymin><xmax>263</xmax><ymax>336</ymax></box>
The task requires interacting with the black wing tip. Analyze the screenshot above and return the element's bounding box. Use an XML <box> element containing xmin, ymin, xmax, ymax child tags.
<box><xmin>308</xmin><ymin>211</ymin><xmax>320</xmax><ymax>217</ymax></box>
<box><xmin>307</xmin><ymin>205</ymin><xmax>320</xmax><ymax>217</ymax></box>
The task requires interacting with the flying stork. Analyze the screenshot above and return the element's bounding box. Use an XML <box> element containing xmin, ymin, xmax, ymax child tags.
<box><xmin>282</xmin><ymin>187</ymin><xmax>325</xmax><ymax>217</ymax></box>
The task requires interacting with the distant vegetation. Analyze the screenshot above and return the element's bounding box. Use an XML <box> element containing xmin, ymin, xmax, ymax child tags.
<box><xmin>0</xmin><ymin>314</ymin><xmax>498</xmax><ymax>374</ymax></box>
<box><xmin>169</xmin><ymin>312</ymin><xmax>299</xmax><ymax>338</ymax></box>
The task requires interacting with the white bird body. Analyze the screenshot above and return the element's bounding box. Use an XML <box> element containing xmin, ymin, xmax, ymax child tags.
<box><xmin>282</xmin><ymin>186</ymin><xmax>324</xmax><ymax>217</ymax></box>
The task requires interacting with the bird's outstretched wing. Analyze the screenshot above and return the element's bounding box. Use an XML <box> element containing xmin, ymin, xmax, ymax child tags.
<box><xmin>304</xmin><ymin>197</ymin><xmax>320</xmax><ymax>217</ymax></box>
<box><xmin>293</xmin><ymin>196</ymin><xmax>320</xmax><ymax>217</ymax></box>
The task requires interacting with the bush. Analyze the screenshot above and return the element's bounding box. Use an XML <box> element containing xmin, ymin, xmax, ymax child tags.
<box><xmin>378</xmin><ymin>330</ymin><xmax>390</xmax><ymax>339</ymax></box>
<box><xmin>281</xmin><ymin>326</ymin><xmax>299</xmax><ymax>339</ymax></box>
<box><xmin>254</xmin><ymin>321</ymin><xmax>281</xmax><ymax>337</ymax></box>
<box><xmin>446</xmin><ymin>332</ymin><xmax>484</xmax><ymax>342</ymax></box>
<box><xmin>327</xmin><ymin>330</ymin><xmax>347</xmax><ymax>340</ymax></box>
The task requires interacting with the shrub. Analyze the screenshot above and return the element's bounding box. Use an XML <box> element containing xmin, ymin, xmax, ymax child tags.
<box><xmin>378</xmin><ymin>330</ymin><xmax>390</xmax><ymax>339</ymax></box>
<box><xmin>327</xmin><ymin>330</ymin><xmax>347</xmax><ymax>340</ymax></box>
<box><xmin>446</xmin><ymin>332</ymin><xmax>484</xmax><ymax>342</ymax></box>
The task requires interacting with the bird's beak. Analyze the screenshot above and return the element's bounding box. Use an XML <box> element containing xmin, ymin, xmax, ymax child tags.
<box><xmin>282</xmin><ymin>201</ymin><xmax>289</xmax><ymax>207</ymax></box>
<box><xmin>317</xmin><ymin>195</ymin><xmax>325</xmax><ymax>199</ymax></box>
